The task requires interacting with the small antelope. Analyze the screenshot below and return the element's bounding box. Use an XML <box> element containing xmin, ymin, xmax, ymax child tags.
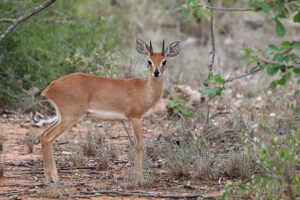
<box><xmin>40</xmin><ymin>39</ymin><xmax>180</xmax><ymax>185</ymax></box>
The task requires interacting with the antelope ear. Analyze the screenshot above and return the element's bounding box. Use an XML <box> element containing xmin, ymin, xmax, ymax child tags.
<box><xmin>166</xmin><ymin>41</ymin><xmax>180</xmax><ymax>57</ymax></box>
<box><xmin>135</xmin><ymin>38</ymin><xmax>150</xmax><ymax>55</ymax></box>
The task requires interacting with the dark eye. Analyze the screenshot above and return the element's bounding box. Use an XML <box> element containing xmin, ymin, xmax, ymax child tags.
<box><xmin>162</xmin><ymin>60</ymin><xmax>167</xmax><ymax>66</ymax></box>
<box><xmin>148</xmin><ymin>60</ymin><xmax>152</xmax><ymax>66</ymax></box>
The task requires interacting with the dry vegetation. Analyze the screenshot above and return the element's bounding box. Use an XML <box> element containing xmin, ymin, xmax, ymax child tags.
<box><xmin>0</xmin><ymin>0</ymin><xmax>299</xmax><ymax>199</ymax></box>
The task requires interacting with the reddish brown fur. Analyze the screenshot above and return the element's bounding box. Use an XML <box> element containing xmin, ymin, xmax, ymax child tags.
<box><xmin>149</xmin><ymin>53</ymin><xmax>166</xmax><ymax>74</ymax></box>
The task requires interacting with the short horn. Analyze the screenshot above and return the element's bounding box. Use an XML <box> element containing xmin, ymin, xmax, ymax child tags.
<box><xmin>149</xmin><ymin>40</ymin><xmax>154</xmax><ymax>56</ymax></box>
<box><xmin>161</xmin><ymin>40</ymin><xmax>165</xmax><ymax>56</ymax></box>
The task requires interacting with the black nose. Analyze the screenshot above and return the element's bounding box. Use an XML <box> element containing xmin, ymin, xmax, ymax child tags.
<box><xmin>154</xmin><ymin>68</ymin><xmax>159</xmax><ymax>77</ymax></box>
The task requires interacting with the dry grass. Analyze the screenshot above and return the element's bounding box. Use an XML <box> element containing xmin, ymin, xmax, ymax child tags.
<box><xmin>70</xmin><ymin>150</ymin><xmax>85</xmax><ymax>167</ymax></box>
<box><xmin>0</xmin><ymin>161</ymin><xmax>4</xmax><ymax>179</ymax></box>
<box><xmin>23</xmin><ymin>130</ymin><xmax>39</xmax><ymax>153</ymax></box>
<box><xmin>81</xmin><ymin>130</ymin><xmax>97</xmax><ymax>156</ymax></box>
<box><xmin>225</xmin><ymin>151</ymin><xmax>254</xmax><ymax>180</ymax></box>
<box><xmin>0</xmin><ymin>135</ymin><xmax>4</xmax><ymax>153</ymax></box>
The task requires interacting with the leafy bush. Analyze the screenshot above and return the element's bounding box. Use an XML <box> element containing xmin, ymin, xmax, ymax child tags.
<box><xmin>0</xmin><ymin>0</ymin><xmax>126</xmax><ymax>108</ymax></box>
<box><xmin>167</xmin><ymin>98</ymin><xmax>195</xmax><ymax>118</ymax></box>
<box><xmin>223</xmin><ymin>103</ymin><xmax>300</xmax><ymax>199</ymax></box>
<box><xmin>176</xmin><ymin>0</ymin><xmax>300</xmax><ymax>99</ymax></box>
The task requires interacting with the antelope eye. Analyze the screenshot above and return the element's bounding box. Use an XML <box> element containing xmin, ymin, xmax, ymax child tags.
<box><xmin>162</xmin><ymin>60</ymin><xmax>167</xmax><ymax>66</ymax></box>
<box><xmin>148</xmin><ymin>60</ymin><xmax>152</xmax><ymax>66</ymax></box>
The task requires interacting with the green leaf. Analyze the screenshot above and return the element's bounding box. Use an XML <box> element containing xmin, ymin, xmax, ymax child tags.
<box><xmin>275</xmin><ymin>19</ymin><xmax>286</xmax><ymax>37</ymax></box>
<box><xmin>292</xmin><ymin>42</ymin><xmax>300</xmax><ymax>50</ymax></box>
<box><xmin>168</xmin><ymin>100</ymin><xmax>174</xmax><ymax>108</ymax></box>
<box><xmin>281</xmin><ymin>41</ymin><xmax>291</xmax><ymax>49</ymax></box>
<box><xmin>201</xmin><ymin>88</ymin><xmax>213</xmax><ymax>97</ymax></box>
<box><xmin>266</xmin><ymin>64</ymin><xmax>279</xmax><ymax>76</ymax></box>
<box><xmin>260</xmin><ymin>2</ymin><xmax>270</xmax><ymax>13</ymax></box>
<box><xmin>203</xmin><ymin>9</ymin><xmax>213</xmax><ymax>18</ymax></box>
<box><xmin>298</xmin><ymin>78</ymin><xmax>300</xmax><ymax>84</ymax></box>
<box><xmin>293</xmin><ymin>68</ymin><xmax>300</xmax><ymax>74</ymax></box>
<box><xmin>249</xmin><ymin>0</ymin><xmax>260</xmax><ymax>6</ymax></box>
<box><xmin>182</xmin><ymin>9</ymin><xmax>190</xmax><ymax>21</ymax></box>
<box><xmin>196</xmin><ymin>10</ymin><xmax>202</xmax><ymax>19</ymax></box>
<box><xmin>266</xmin><ymin>44</ymin><xmax>279</xmax><ymax>52</ymax></box>
<box><xmin>202</xmin><ymin>87</ymin><xmax>217</xmax><ymax>98</ymax></box>
<box><xmin>269</xmin><ymin>80</ymin><xmax>278</xmax><ymax>89</ymax></box>
<box><xmin>250</xmin><ymin>65</ymin><xmax>260</xmax><ymax>73</ymax></box>
<box><xmin>259</xmin><ymin>64</ymin><xmax>266</xmax><ymax>70</ymax></box>
<box><xmin>174</xmin><ymin>7</ymin><xmax>183</xmax><ymax>12</ymax></box>
<box><xmin>214</xmin><ymin>74</ymin><xmax>225</xmax><ymax>83</ymax></box>
<box><xmin>191</xmin><ymin>0</ymin><xmax>198</xmax><ymax>7</ymax></box>
<box><xmin>293</xmin><ymin>12</ymin><xmax>300</xmax><ymax>23</ymax></box>
<box><xmin>277</xmin><ymin>72</ymin><xmax>291</xmax><ymax>85</ymax></box>
<box><xmin>280</xmin><ymin>65</ymin><xmax>286</xmax><ymax>73</ymax></box>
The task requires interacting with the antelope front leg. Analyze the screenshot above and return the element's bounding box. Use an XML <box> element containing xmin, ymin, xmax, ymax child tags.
<box><xmin>130</xmin><ymin>118</ymin><xmax>145</xmax><ymax>185</ymax></box>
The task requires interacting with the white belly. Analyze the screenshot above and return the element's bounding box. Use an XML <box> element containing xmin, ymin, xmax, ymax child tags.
<box><xmin>87</xmin><ymin>109</ymin><xmax>127</xmax><ymax>121</ymax></box>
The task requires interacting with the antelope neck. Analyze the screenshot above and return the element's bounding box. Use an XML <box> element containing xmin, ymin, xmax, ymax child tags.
<box><xmin>146</xmin><ymin>76</ymin><xmax>163</xmax><ymax>101</ymax></box>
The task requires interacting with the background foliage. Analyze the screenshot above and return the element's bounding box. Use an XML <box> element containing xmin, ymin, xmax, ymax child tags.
<box><xmin>0</xmin><ymin>0</ymin><xmax>127</xmax><ymax>107</ymax></box>
<box><xmin>0</xmin><ymin>0</ymin><xmax>299</xmax><ymax>199</ymax></box>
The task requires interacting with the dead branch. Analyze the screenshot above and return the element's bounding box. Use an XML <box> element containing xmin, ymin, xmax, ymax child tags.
<box><xmin>80</xmin><ymin>190</ymin><xmax>221</xmax><ymax>199</ymax></box>
<box><xmin>0</xmin><ymin>182</ymin><xmax>85</xmax><ymax>189</ymax></box>
<box><xmin>211</xmin><ymin>111</ymin><xmax>231</xmax><ymax>119</ymax></box>
<box><xmin>0</xmin><ymin>0</ymin><xmax>56</xmax><ymax>43</ymax></box>
<box><xmin>203</xmin><ymin>5</ymin><xmax>253</xmax><ymax>12</ymax></box>
<box><xmin>254</xmin><ymin>51</ymin><xmax>300</xmax><ymax>68</ymax></box>
<box><xmin>2</xmin><ymin>195</ymin><xmax>18</xmax><ymax>200</ymax></box>
<box><xmin>121</xmin><ymin>121</ymin><xmax>134</xmax><ymax>146</ymax></box>
<box><xmin>207</xmin><ymin>0</ymin><xmax>215</xmax><ymax>73</ymax></box>
<box><xmin>0</xmin><ymin>19</ymin><xmax>15</xmax><ymax>24</ymax></box>
<box><xmin>204</xmin><ymin>0</ymin><xmax>216</xmax><ymax>125</ymax></box>
<box><xmin>0</xmin><ymin>190</ymin><xmax>36</xmax><ymax>196</ymax></box>
<box><xmin>225</xmin><ymin>69</ymin><xmax>260</xmax><ymax>83</ymax></box>
<box><xmin>5</xmin><ymin>161</ymin><xmax>34</xmax><ymax>168</ymax></box>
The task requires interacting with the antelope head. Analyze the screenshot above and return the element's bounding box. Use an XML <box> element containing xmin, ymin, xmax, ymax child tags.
<box><xmin>135</xmin><ymin>38</ymin><xmax>180</xmax><ymax>80</ymax></box>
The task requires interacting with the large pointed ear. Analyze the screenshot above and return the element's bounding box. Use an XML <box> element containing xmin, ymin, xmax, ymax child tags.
<box><xmin>135</xmin><ymin>38</ymin><xmax>150</xmax><ymax>55</ymax></box>
<box><xmin>166</xmin><ymin>41</ymin><xmax>180</xmax><ymax>57</ymax></box>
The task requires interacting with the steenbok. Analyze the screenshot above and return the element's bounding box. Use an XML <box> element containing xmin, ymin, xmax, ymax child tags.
<box><xmin>40</xmin><ymin>38</ymin><xmax>180</xmax><ymax>185</ymax></box>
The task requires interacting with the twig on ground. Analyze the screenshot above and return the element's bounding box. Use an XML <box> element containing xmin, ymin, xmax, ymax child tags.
<box><xmin>0</xmin><ymin>0</ymin><xmax>57</xmax><ymax>43</ymax></box>
<box><xmin>211</xmin><ymin>111</ymin><xmax>231</xmax><ymax>119</ymax></box>
<box><xmin>0</xmin><ymin>190</ymin><xmax>36</xmax><ymax>196</ymax></box>
<box><xmin>201</xmin><ymin>5</ymin><xmax>253</xmax><ymax>12</ymax></box>
<box><xmin>80</xmin><ymin>190</ymin><xmax>221</xmax><ymax>199</ymax></box>
<box><xmin>2</xmin><ymin>195</ymin><xmax>18</xmax><ymax>200</ymax></box>
<box><xmin>5</xmin><ymin>161</ymin><xmax>34</xmax><ymax>168</ymax></box>
<box><xmin>121</xmin><ymin>121</ymin><xmax>134</xmax><ymax>146</ymax></box>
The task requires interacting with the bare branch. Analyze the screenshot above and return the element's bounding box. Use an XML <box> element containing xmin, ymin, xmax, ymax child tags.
<box><xmin>0</xmin><ymin>0</ymin><xmax>57</xmax><ymax>43</ymax></box>
<box><xmin>200</xmin><ymin>4</ymin><xmax>254</xmax><ymax>12</ymax></box>
<box><xmin>80</xmin><ymin>190</ymin><xmax>221</xmax><ymax>199</ymax></box>
<box><xmin>0</xmin><ymin>18</ymin><xmax>15</xmax><ymax>24</ymax></box>
<box><xmin>121</xmin><ymin>121</ymin><xmax>134</xmax><ymax>146</ymax></box>
<box><xmin>225</xmin><ymin>69</ymin><xmax>260</xmax><ymax>83</ymax></box>
<box><xmin>254</xmin><ymin>50</ymin><xmax>300</xmax><ymax>68</ymax></box>
<box><xmin>207</xmin><ymin>0</ymin><xmax>215</xmax><ymax>73</ymax></box>
<box><xmin>225</xmin><ymin>47</ymin><xmax>300</xmax><ymax>83</ymax></box>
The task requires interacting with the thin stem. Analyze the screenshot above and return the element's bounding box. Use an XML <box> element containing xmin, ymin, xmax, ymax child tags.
<box><xmin>203</xmin><ymin>5</ymin><xmax>253</xmax><ymax>12</ymax></box>
<box><xmin>121</xmin><ymin>121</ymin><xmax>134</xmax><ymax>146</ymax></box>
<box><xmin>0</xmin><ymin>0</ymin><xmax>57</xmax><ymax>43</ymax></box>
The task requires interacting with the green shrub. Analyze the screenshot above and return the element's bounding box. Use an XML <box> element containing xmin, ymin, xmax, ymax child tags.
<box><xmin>0</xmin><ymin>0</ymin><xmax>126</xmax><ymax>108</ymax></box>
<box><xmin>222</xmin><ymin>103</ymin><xmax>300</xmax><ymax>199</ymax></box>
